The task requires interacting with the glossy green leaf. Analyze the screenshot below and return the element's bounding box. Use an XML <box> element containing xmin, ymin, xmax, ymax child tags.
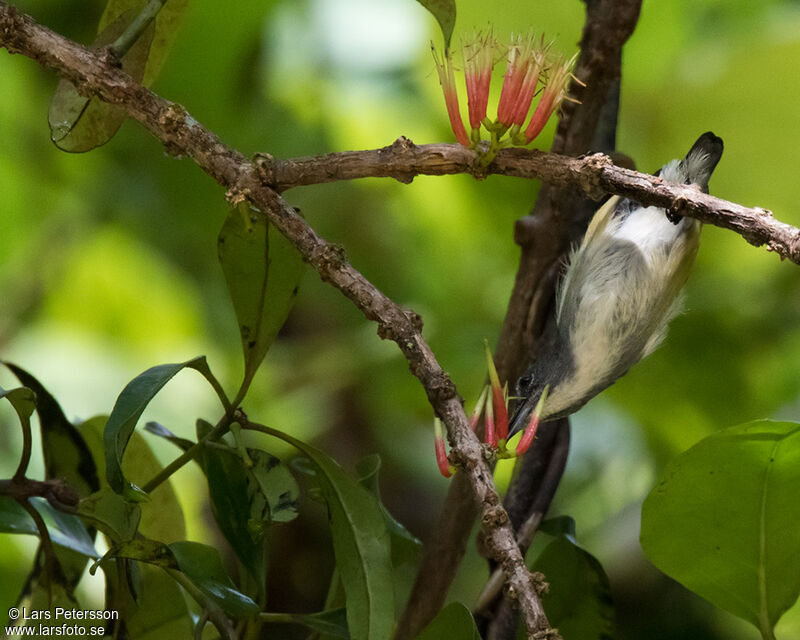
<box><xmin>218</xmin><ymin>204</ymin><xmax>305</xmax><ymax>388</ymax></box>
<box><xmin>415</xmin><ymin>602</ymin><xmax>480</xmax><ymax>640</ymax></box>
<box><xmin>642</xmin><ymin>420</ymin><xmax>800</xmax><ymax>636</ymax></box>
<box><xmin>415</xmin><ymin>0</ymin><xmax>456</xmax><ymax>50</ymax></box>
<box><xmin>168</xmin><ymin>540</ymin><xmax>260</xmax><ymax>618</ymax></box>
<box><xmin>531</xmin><ymin>533</ymin><xmax>615</xmax><ymax>640</ymax></box>
<box><xmin>77</xmin><ymin>487</ymin><xmax>141</xmax><ymax>543</ymax></box>
<box><xmin>356</xmin><ymin>454</ymin><xmax>421</xmax><ymax>565</ymax></box>
<box><xmin>104</xmin><ymin>357</ymin><xmax>210</xmax><ymax>495</ymax></box>
<box><xmin>260</xmin><ymin>426</ymin><xmax>394</xmax><ymax>640</ymax></box>
<box><xmin>198</xmin><ymin>426</ymin><xmax>266</xmax><ymax>586</ymax></box>
<box><xmin>48</xmin><ymin>0</ymin><xmax>188</xmax><ymax>152</ymax></box>
<box><xmin>144</xmin><ymin>420</ymin><xmax>194</xmax><ymax>451</ymax></box>
<box><xmin>0</xmin><ymin>496</ymin><xmax>98</xmax><ymax>558</ymax></box>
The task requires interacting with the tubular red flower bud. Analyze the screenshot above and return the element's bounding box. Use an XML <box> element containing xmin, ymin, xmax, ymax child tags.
<box><xmin>484</xmin><ymin>341</ymin><xmax>508</xmax><ymax>441</ymax></box>
<box><xmin>433</xmin><ymin>46</ymin><xmax>470</xmax><ymax>147</ymax></box>
<box><xmin>463</xmin><ymin>31</ymin><xmax>494</xmax><ymax>130</ymax></box>
<box><xmin>516</xmin><ymin>385</ymin><xmax>549</xmax><ymax>455</ymax></box>
<box><xmin>484</xmin><ymin>388</ymin><xmax>497</xmax><ymax>448</ymax></box>
<box><xmin>496</xmin><ymin>33</ymin><xmax>542</xmax><ymax>127</ymax></box>
<box><xmin>434</xmin><ymin>418</ymin><xmax>453</xmax><ymax>477</ymax></box>
<box><xmin>469</xmin><ymin>385</ymin><xmax>489</xmax><ymax>432</ymax></box>
<box><xmin>524</xmin><ymin>54</ymin><xmax>576</xmax><ymax>143</ymax></box>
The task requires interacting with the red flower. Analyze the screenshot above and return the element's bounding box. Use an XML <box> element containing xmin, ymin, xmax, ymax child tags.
<box><xmin>525</xmin><ymin>54</ymin><xmax>577</xmax><ymax>143</ymax></box>
<box><xmin>432</xmin><ymin>46</ymin><xmax>470</xmax><ymax>147</ymax></box>
<box><xmin>497</xmin><ymin>33</ymin><xmax>545</xmax><ymax>128</ymax></box>
<box><xmin>463</xmin><ymin>31</ymin><xmax>495</xmax><ymax>132</ymax></box>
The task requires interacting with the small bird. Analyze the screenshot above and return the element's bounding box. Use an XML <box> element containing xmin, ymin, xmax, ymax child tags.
<box><xmin>509</xmin><ymin>132</ymin><xmax>724</xmax><ymax>436</ymax></box>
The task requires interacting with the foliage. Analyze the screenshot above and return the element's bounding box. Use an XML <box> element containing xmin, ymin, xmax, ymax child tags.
<box><xmin>2</xmin><ymin>0</ymin><xmax>800</xmax><ymax>639</ymax></box>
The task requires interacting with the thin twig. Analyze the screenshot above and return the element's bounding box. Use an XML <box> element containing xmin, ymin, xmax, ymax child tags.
<box><xmin>252</xmin><ymin>142</ymin><xmax>800</xmax><ymax>266</ymax></box>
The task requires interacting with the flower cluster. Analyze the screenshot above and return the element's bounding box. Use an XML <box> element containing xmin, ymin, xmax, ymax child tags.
<box><xmin>434</xmin><ymin>342</ymin><xmax>549</xmax><ymax>478</ymax></box>
<box><xmin>433</xmin><ymin>31</ymin><xmax>580</xmax><ymax>162</ymax></box>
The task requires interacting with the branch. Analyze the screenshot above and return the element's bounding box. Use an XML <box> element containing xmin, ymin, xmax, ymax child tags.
<box><xmin>257</xmin><ymin>142</ymin><xmax>800</xmax><ymax>266</ymax></box>
<box><xmin>0</xmin><ymin>3</ymin><xmax>555</xmax><ymax>637</ymax></box>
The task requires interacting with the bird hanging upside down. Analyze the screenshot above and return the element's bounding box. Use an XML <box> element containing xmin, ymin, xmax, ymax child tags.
<box><xmin>509</xmin><ymin>132</ymin><xmax>724</xmax><ymax>437</ymax></box>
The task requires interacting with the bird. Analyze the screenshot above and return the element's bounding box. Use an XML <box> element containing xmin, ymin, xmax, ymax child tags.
<box><xmin>508</xmin><ymin>132</ymin><xmax>724</xmax><ymax>437</ymax></box>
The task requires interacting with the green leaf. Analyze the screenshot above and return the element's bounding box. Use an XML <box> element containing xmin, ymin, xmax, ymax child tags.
<box><xmin>247</xmin><ymin>448</ymin><xmax>300</xmax><ymax>525</ymax></box>
<box><xmin>82</xmin><ymin>415</ymin><xmax>186</xmax><ymax>544</ymax></box>
<box><xmin>4</xmin><ymin>362</ymin><xmax>99</xmax><ymax>497</ymax></box>
<box><xmin>168</xmin><ymin>541</ymin><xmax>260</xmax><ymax>618</ymax></box>
<box><xmin>259</xmin><ymin>427</ymin><xmax>394</xmax><ymax>640</ymax></box>
<box><xmin>3</xmin><ymin>363</ymin><xmax>100</xmax><ymax>590</ymax></box>
<box><xmin>48</xmin><ymin>9</ymin><xmax>155</xmax><ymax>152</ymax></box>
<box><xmin>641</xmin><ymin>420</ymin><xmax>800</xmax><ymax>636</ymax></box>
<box><xmin>0</xmin><ymin>496</ymin><xmax>98</xmax><ymax>558</ymax></box>
<box><xmin>198</xmin><ymin>427</ymin><xmax>266</xmax><ymax>586</ymax></box>
<box><xmin>12</xmin><ymin>581</ymin><xmax>98</xmax><ymax>635</ymax></box>
<box><xmin>144</xmin><ymin>420</ymin><xmax>194</xmax><ymax>451</ymax></box>
<box><xmin>531</xmin><ymin>534</ymin><xmax>615</xmax><ymax>640</ymax></box>
<box><xmin>415</xmin><ymin>602</ymin><xmax>480</xmax><ymax>640</ymax></box>
<box><xmin>197</xmin><ymin>421</ymin><xmax>298</xmax><ymax>589</ymax></box>
<box><xmin>104</xmin><ymin>357</ymin><xmax>211</xmax><ymax>495</ymax></box>
<box><xmin>48</xmin><ymin>0</ymin><xmax>188</xmax><ymax>152</ymax></box>
<box><xmin>356</xmin><ymin>454</ymin><xmax>421</xmax><ymax>565</ymax></box>
<box><xmin>415</xmin><ymin>0</ymin><xmax>456</xmax><ymax>50</ymax></box>
<box><xmin>0</xmin><ymin>384</ymin><xmax>36</xmax><ymax>428</ymax></box>
<box><xmin>104</xmin><ymin>560</ymin><xmax>193</xmax><ymax>639</ymax></box>
<box><xmin>282</xmin><ymin>608</ymin><xmax>350</xmax><ymax>639</ymax></box>
<box><xmin>218</xmin><ymin>204</ymin><xmax>305</xmax><ymax>389</ymax></box>
<box><xmin>111</xmin><ymin>538</ymin><xmax>178</xmax><ymax>568</ymax></box>
<box><xmin>77</xmin><ymin>487</ymin><xmax>141</xmax><ymax>543</ymax></box>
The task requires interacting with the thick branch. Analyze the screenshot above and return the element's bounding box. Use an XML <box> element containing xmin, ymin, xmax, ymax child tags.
<box><xmin>257</xmin><ymin>142</ymin><xmax>800</xmax><ymax>266</ymax></box>
<box><xmin>0</xmin><ymin>3</ymin><xmax>555</xmax><ymax>636</ymax></box>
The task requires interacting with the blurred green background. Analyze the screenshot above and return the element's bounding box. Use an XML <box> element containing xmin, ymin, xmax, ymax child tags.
<box><xmin>2</xmin><ymin>0</ymin><xmax>800</xmax><ymax>638</ymax></box>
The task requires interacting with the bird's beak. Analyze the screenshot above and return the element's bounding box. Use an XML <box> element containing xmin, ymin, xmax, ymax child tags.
<box><xmin>508</xmin><ymin>385</ymin><xmax>549</xmax><ymax>439</ymax></box>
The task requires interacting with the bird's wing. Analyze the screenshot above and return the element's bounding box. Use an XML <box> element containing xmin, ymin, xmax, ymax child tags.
<box><xmin>556</xmin><ymin>195</ymin><xmax>621</xmax><ymax>322</ymax></box>
<box><xmin>580</xmin><ymin>195</ymin><xmax>620</xmax><ymax>249</ymax></box>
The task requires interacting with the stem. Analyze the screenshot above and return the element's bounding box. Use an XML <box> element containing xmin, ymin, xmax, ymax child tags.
<box><xmin>13</xmin><ymin>413</ymin><xmax>32</xmax><ymax>483</ymax></box>
<box><xmin>202</xmin><ymin>368</ymin><xmax>234</xmax><ymax>414</ymax></box>
<box><xmin>761</xmin><ymin>628</ymin><xmax>777</xmax><ymax>640</ymax></box>
<box><xmin>141</xmin><ymin>416</ymin><xmax>231</xmax><ymax>493</ymax></box>
<box><xmin>166</xmin><ymin>568</ymin><xmax>236</xmax><ymax>640</ymax></box>
<box><xmin>257</xmin><ymin>612</ymin><xmax>295</xmax><ymax>623</ymax></box>
<box><xmin>192</xmin><ymin>611</ymin><xmax>209</xmax><ymax>640</ymax></box>
<box><xmin>109</xmin><ymin>0</ymin><xmax>167</xmax><ymax>58</ymax></box>
<box><xmin>19</xmin><ymin>499</ymin><xmax>61</xmax><ymax>589</ymax></box>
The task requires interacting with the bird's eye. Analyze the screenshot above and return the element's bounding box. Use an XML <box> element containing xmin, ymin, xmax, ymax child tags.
<box><xmin>516</xmin><ymin>373</ymin><xmax>534</xmax><ymax>394</ymax></box>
